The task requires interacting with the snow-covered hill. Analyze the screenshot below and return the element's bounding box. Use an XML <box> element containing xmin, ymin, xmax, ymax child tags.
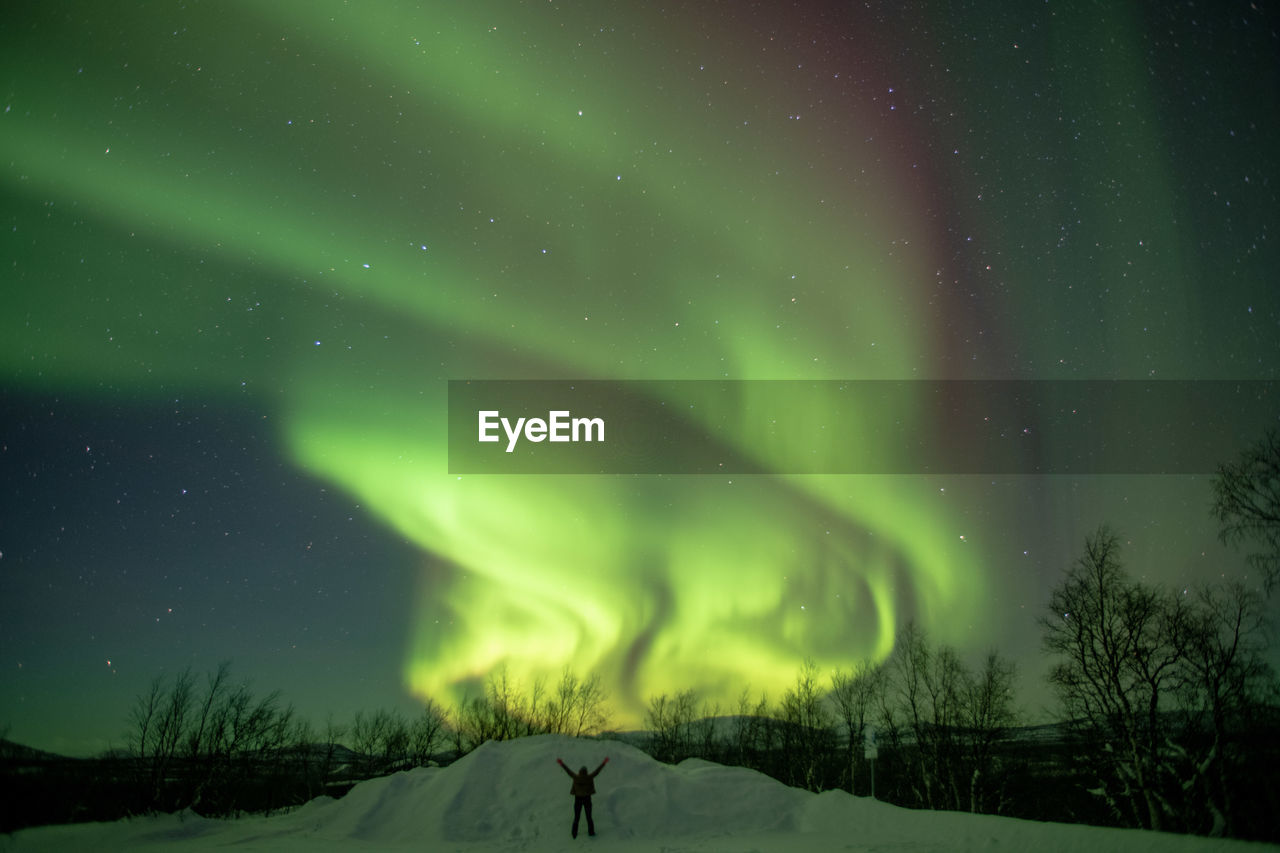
<box><xmin>5</xmin><ymin>734</ymin><xmax>1272</xmax><ymax>852</ymax></box>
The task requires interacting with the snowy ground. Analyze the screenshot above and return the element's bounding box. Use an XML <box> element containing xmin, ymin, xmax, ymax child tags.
<box><xmin>4</xmin><ymin>735</ymin><xmax>1275</xmax><ymax>852</ymax></box>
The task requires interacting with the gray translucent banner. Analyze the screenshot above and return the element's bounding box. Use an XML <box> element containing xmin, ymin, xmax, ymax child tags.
<box><xmin>447</xmin><ymin>380</ymin><xmax>1277</xmax><ymax>475</ymax></box>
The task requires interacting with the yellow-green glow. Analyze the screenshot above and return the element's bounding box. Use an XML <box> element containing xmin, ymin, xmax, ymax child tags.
<box><xmin>4</xmin><ymin>0</ymin><xmax>1001</xmax><ymax>727</ymax></box>
<box><xmin>287</xmin><ymin>388</ymin><xmax>979</xmax><ymax>720</ymax></box>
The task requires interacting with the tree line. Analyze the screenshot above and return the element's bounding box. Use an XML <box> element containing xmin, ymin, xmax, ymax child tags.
<box><xmin>115</xmin><ymin>663</ymin><xmax>613</xmax><ymax>820</ymax></box>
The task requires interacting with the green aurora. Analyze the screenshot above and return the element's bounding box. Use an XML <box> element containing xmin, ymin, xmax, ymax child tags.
<box><xmin>2</xmin><ymin>1</ymin><xmax>1276</xmax><ymax>739</ymax></box>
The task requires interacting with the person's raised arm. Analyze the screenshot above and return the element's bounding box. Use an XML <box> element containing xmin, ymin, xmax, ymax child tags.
<box><xmin>591</xmin><ymin>757</ymin><xmax>610</xmax><ymax>776</ymax></box>
<box><xmin>556</xmin><ymin>758</ymin><xmax>575</xmax><ymax>778</ymax></box>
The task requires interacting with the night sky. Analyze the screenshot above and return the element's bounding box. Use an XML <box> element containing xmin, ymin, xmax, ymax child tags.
<box><xmin>2</xmin><ymin>1</ymin><xmax>1277</xmax><ymax>756</ymax></box>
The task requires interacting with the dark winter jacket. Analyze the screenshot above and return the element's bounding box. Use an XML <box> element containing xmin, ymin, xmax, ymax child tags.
<box><xmin>561</xmin><ymin>760</ymin><xmax>607</xmax><ymax>797</ymax></box>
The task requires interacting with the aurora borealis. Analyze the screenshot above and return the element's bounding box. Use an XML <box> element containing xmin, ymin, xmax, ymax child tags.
<box><xmin>2</xmin><ymin>2</ymin><xmax>1277</xmax><ymax>755</ymax></box>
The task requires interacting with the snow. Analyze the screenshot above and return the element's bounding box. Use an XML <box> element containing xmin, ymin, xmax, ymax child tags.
<box><xmin>5</xmin><ymin>735</ymin><xmax>1273</xmax><ymax>852</ymax></box>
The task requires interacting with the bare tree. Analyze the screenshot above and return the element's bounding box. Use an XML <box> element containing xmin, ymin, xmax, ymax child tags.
<box><xmin>885</xmin><ymin>623</ymin><xmax>966</xmax><ymax>810</ymax></box>
<box><xmin>185</xmin><ymin>663</ymin><xmax>231</xmax><ymax>760</ymax></box>
<box><xmin>536</xmin><ymin>668</ymin><xmax>611</xmax><ymax>737</ymax></box>
<box><xmin>1175</xmin><ymin>583</ymin><xmax>1275</xmax><ymax>836</ymax></box>
<box><xmin>129</xmin><ymin>668</ymin><xmax>195</xmax><ymax>809</ymax></box>
<box><xmin>878</xmin><ymin>623</ymin><xmax>1019</xmax><ymax>813</ymax></box>
<box><xmin>692</xmin><ymin>698</ymin><xmax>723</xmax><ymax>762</ymax></box>
<box><xmin>351</xmin><ymin>708</ymin><xmax>409</xmax><ymax>776</ymax></box>
<box><xmin>318</xmin><ymin>714</ymin><xmax>347</xmax><ymax>789</ymax></box>
<box><xmin>1041</xmin><ymin>527</ymin><xmax>1185</xmax><ymax>831</ymax></box>
<box><xmin>1212</xmin><ymin>427</ymin><xmax>1280</xmax><ymax>592</ymax></box>
<box><xmin>830</xmin><ymin>660</ymin><xmax>882</xmax><ymax>795</ymax></box>
<box><xmin>960</xmin><ymin>651</ymin><xmax>1018</xmax><ymax>813</ymax></box>
<box><xmin>126</xmin><ymin>664</ymin><xmax>302</xmax><ymax>816</ymax></box>
<box><xmin>454</xmin><ymin>673</ymin><xmax>516</xmax><ymax>750</ymax></box>
<box><xmin>778</xmin><ymin>659</ymin><xmax>834</xmax><ymax>792</ymax></box>
<box><xmin>729</xmin><ymin>688</ymin><xmax>771</xmax><ymax>771</ymax></box>
<box><xmin>484</xmin><ymin>666</ymin><xmax>524</xmax><ymax>741</ymax></box>
<box><xmin>409</xmin><ymin>699</ymin><xmax>449</xmax><ymax>767</ymax></box>
<box><xmin>646</xmin><ymin>689</ymin><xmax>699</xmax><ymax>763</ymax></box>
<box><xmin>128</xmin><ymin>675</ymin><xmax>163</xmax><ymax>763</ymax></box>
<box><xmin>447</xmin><ymin>704</ymin><xmax>470</xmax><ymax>759</ymax></box>
<box><xmin>560</xmin><ymin>670</ymin><xmax>612</xmax><ymax>737</ymax></box>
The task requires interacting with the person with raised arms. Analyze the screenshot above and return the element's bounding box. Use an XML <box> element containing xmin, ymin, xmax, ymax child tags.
<box><xmin>556</xmin><ymin>756</ymin><xmax>609</xmax><ymax>838</ymax></box>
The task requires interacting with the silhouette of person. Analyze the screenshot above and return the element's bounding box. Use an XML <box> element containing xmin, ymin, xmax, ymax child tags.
<box><xmin>556</xmin><ymin>756</ymin><xmax>608</xmax><ymax>838</ymax></box>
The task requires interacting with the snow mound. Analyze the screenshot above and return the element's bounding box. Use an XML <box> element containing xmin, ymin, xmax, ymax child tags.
<box><xmin>287</xmin><ymin>733</ymin><xmax>807</xmax><ymax>844</ymax></box>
